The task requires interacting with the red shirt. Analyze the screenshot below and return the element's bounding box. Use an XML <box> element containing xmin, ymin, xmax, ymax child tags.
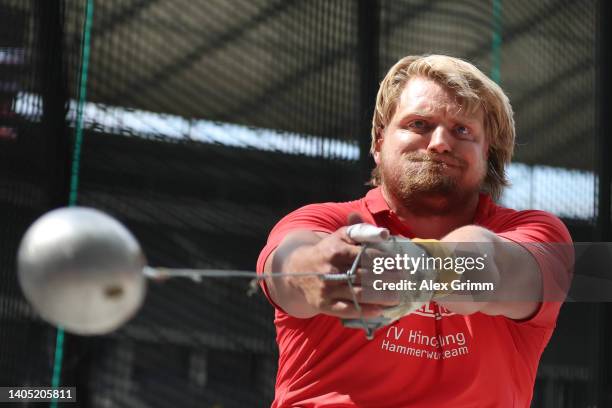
<box><xmin>256</xmin><ymin>188</ymin><xmax>573</xmax><ymax>408</ymax></box>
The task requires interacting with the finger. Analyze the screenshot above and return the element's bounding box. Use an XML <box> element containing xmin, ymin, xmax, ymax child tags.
<box><xmin>336</xmin><ymin>225</ymin><xmax>360</xmax><ymax>245</ymax></box>
<box><xmin>362</xmin><ymin>246</ymin><xmax>386</xmax><ymax>260</ymax></box>
<box><xmin>345</xmin><ymin>223</ymin><xmax>390</xmax><ymax>244</ymax></box>
<box><xmin>323</xmin><ymin>239</ymin><xmax>363</xmax><ymax>264</ymax></box>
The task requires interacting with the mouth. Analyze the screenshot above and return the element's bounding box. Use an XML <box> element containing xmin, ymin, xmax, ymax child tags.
<box><xmin>410</xmin><ymin>158</ymin><xmax>460</xmax><ymax>168</ymax></box>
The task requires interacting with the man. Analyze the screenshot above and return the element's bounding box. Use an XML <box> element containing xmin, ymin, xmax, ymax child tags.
<box><xmin>256</xmin><ymin>55</ymin><xmax>572</xmax><ymax>407</ymax></box>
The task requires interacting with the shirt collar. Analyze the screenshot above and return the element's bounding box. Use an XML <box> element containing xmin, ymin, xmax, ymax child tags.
<box><xmin>364</xmin><ymin>186</ymin><xmax>495</xmax><ymax>222</ymax></box>
<box><xmin>364</xmin><ymin>187</ymin><xmax>391</xmax><ymax>215</ymax></box>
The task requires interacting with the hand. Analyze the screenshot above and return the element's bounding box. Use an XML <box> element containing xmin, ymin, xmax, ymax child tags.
<box><xmin>282</xmin><ymin>216</ymin><xmax>394</xmax><ymax>319</ymax></box>
<box><xmin>361</xmin><ymin>238</ymin><xmax>436</xmax><ymax>322</ymax></box>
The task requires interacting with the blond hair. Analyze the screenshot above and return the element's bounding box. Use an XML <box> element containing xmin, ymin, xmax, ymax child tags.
<box><xmin>370</xmin><ymin>55</ymin><xmax>515</xmax><ymax>200</ymax></box>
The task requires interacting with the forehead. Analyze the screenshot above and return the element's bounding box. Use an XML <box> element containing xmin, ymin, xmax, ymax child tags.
<box><xmin>395</xmin><ymin>77</ymin><xmax>484</xmax><ymax>123</ymax></box>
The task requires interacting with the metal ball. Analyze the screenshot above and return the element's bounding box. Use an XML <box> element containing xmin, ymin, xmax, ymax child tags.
<box><xmin>17</xmin><ymin>207</ymin><xmax>147</xmax><ymax>335</ymax></box>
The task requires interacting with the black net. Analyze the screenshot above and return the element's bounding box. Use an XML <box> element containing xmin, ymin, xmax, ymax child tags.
<box><xmin>380</xmin><ymin>0</ymin><xmax>598</xmax><ymax>223</ymax></box>
<box><xmin>0</xmin><ymin>0</ymin><xmax>72</xmax><ymax>394</ymax></box>
<box><xmin>58</xmin><ymin>0</ymin><xmax>363</xmax><ymax>407</ymax></box>
<box><xmin>378</xmin><ymin>2</ymin><xmax>602</xmax><ymax>406</ymax></box>
<box><xmin>0</xmin><ymin>0</ymin><xmax>608</xmax><ymax>407</ymax></box>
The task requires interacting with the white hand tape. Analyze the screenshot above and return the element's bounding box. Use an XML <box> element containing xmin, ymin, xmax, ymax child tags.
<box><xmin>346</xmin><ymin>223</ymin><xmax>390</xmax><ymax>243</ymax></box>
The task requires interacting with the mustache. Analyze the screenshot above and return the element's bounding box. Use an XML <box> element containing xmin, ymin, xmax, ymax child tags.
<box><xmin>403</xmin><ymin>152</ymin><xmax>467</xmax><ymax>168</ymax></box>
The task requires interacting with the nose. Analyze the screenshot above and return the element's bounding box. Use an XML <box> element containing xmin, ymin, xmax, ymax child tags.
<box><xmin>427</xmin><ymin>125</ymin><xmax>452</xmax><ymax>154</ymax></box>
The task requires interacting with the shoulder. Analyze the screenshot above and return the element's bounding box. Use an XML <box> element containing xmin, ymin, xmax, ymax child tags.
<box><xmin>480</xmin><ymin>200</ymin><xmax>572</xmax><ymax>244</ymax></box>
<box><xmin>269</xmin><ymin>199</ymin><xmax>364</xmax><ymax>236</ymax></box>
<box><xmin>256</xmin><ymin>198</ymin><xmax>364</xmax><ymax>277</ymax></box>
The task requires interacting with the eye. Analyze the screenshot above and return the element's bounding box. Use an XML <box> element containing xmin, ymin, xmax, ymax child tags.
<box><xmin>455</xmin><ymin>125</ymin><xmax>472</xmax><ymax>139</ymax></box>
<box><xmin>407</xmin><ymin>119</ymin><xmax>429</xmax><ymax>131</ymax></box>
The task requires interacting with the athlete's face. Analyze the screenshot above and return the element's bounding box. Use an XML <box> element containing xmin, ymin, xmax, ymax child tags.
<box><xmin>373</xmin><ymin>77</ymin><xmax>489</xmax><ymax>215</ymax></box>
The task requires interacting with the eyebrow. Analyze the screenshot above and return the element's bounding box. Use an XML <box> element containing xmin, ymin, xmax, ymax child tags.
<box><xmin>397</xmin><ymin>110</ymin><xmax>481</xmax><ymax>126</ymax></box>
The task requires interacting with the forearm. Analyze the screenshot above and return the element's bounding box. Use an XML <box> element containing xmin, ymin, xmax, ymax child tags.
<box><xmin>437</xmin><ymin>225</ymin><xmax>541</xmax><ymax>319</ymax></box>
<box><xmin>263</xmin><ymin>230</ymin><xmax>325</xmax><ymax>318</ymax></box>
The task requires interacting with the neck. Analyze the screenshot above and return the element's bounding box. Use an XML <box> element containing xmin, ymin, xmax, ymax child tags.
<box><xmin>380</xmin><ymin>186</ymin><xmax>480</xmax><ymax>239</ymax></box>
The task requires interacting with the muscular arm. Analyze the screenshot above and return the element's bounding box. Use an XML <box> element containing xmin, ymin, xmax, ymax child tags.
<box><xmin>263</xmin><ymin>228</ymin><xmax>386</xmax><ymax>319</ymax></box>
<box><xmin>263</xmin><ymin>230</ymin><xmax>325</xmax><ymax>318</ymax></box>
<box><xmin>437</xmin><ymin>225</ymin><xmax>542</xmax><ymax>320</ymax></box>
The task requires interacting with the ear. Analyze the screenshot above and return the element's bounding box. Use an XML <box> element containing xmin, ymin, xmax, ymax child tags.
<box><xmin>484</xmin><ymin>140</ymin><xmax>490</xmax><ymax>160</ymax></box>
<box><xmin>372</xmin><ymin>129</ymin><xmax>384</xmax><ymax>165</ymax></box>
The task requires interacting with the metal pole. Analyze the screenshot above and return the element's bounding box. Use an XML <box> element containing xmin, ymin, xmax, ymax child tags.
<box><xmin>596</xmin><ymin>0</ymin><xmax>612</xmax><ymax>405</ymax></box>
<box><xmin>357</xmin><ymin>0</ymin><xmax>379</xmax><ymax>196</ymax></box>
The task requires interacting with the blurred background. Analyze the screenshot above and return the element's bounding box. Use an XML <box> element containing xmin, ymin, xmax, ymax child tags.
<box><xmin>0</xmin><ymin>0</ymin><xmax>610</xmax><ymax>406</ymax></box>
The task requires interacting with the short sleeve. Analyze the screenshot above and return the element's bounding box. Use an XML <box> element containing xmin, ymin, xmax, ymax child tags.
<box><xmin>255</xmin><ymin>203</ymin><xmax>352</xmax><ymax>309</ymax></box>
<box><xmin>496</xmin><ymin>210</ymin><xmax>574</xmax><ymax>328</ymax></box>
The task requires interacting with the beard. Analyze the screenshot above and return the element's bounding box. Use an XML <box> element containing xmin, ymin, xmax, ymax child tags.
<box><xmin>379</xmin><ymin>151</ymin><xmax>484</xmax><ymax>216</ymax></box>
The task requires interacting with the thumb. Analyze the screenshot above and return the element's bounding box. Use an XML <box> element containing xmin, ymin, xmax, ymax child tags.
<box><xmin>347</xmin><ymin>212</ymin><xmax>364</xmax><ymax>226</ymax></box>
